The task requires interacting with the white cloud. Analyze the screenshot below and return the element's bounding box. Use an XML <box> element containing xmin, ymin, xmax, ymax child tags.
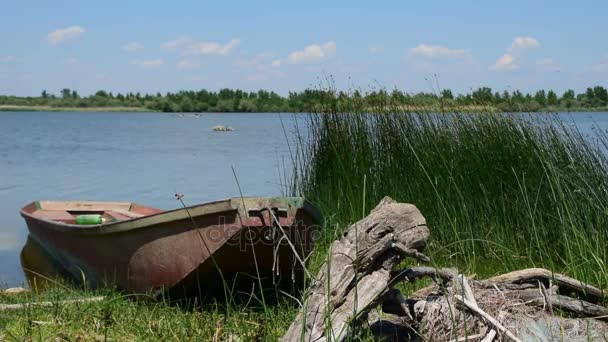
<box><xmin>184</xmin><ymin>39</ymin><xmax>240</xmax><ymax>56</ymax></box>
<box><xmin>160</xmin><ymin>36</ymin><xmax>192</xmax><ymax>51</ymax></box>
<box><xmin>271</xmin><ymin>59</ymin><xmax>282</xmax><ymax>67</ymax></box>
<box><xmin>176</xmin><ymin>59</ymin><xmax>199</xmax><ymax>70</ymax></box>
<box><xmin>369</xmin><ymin>46</ymin><xmax>384</xmax><ymax>54</ymax></box>
<box><xmin>46</xmin><ymin>25</ymin><xmax>85</xmax><ymax>45</ymax></box>
<box><xmin>491</xmin><ymin>54</ymin><xmax>517</xmax><ymax>70</ymax></box>
<box><xmin>123</xmin><ymin>42</ymin><xmax>144</xmax><ymax>52</ymax></box>
<box><xmin>287</xmin><ymin>41</ymin><xmax>336</xmax><ymax>64</ymax></box>
<box><xmin>408</xmin><ymin>44</ymin><xmax>476</xmax><ymax>73</ymax></box>
<box><xmin>585</xmin><ymin>55</ymin><xmax>608</xmax><ymax>72</ymax></box>
<box><xmin>491</xmin><ymin>36</ymin><xmax>539</xmax><ymax>71</ymax></box>
<box><xmin>509</xmin><ymin>36</ymin><xmax>539</xmax><ymax>52</ymax></box>
<box><xmin>131</xmin><ymin>59</ymin><xmax>163</xmax><ymax>69</ymax></box>
<box><xmin>409</xmin><ymin>44</ymin><xmax>472</xmax><ymax>59</ymax></box>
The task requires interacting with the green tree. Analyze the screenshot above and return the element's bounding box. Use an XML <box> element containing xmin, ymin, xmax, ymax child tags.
<box><xmin>547</xmin><ymin>90</ymin><xmax>558</xmax><ymax>106</ymax></box>
<box><xmin>95</xmin><ymin>90</ymin><xmax>109</xmax><ymax>97</ymax></box>
<box><xmin>584</xmin><ymin>87</ymin><xmax>595</xmax><ymax>107</ymax></box>
<box><xmin>41</xmin><ymin>90</ymin><xmax>48</xmax><ymax>99</ymax></box>
<box><xmin>561</xmin><ymin>89</ymin><xmax>575</xmax><ymax>109</ymax></box>
<box><xmin>534</xmin><ymin>90</ymin><xmax>547</xmax><ymax>107</ymax></box>
<box><xmin>471</xmin><ymin>87</ymin><xmax>493</xmax><ymax>104</ymax></box>
<box><xmin>441</xmin><ymin>89</ymin><xmax>454</xmax><ymax>100</ymax></box>
<box><xmin>179</xmin><ymin>97</ymin><xmax>194</xmax><ymax>112</ymax></box>
<box><xmin>216</xmin><ymin>99</ymin><xmax>235</xmax><ymax>112</ymax></box>
<box><xmin>239</xmin><ymin>98</ymin><xmax>258</xmax><ymax>112</ymax></box>
<box><xmin>61</xmin><ymin>88</ymin><xmax>72</xmax><ymax>99</ymax></box>
<box><xmin>593</xmin><ymin>86</ymin><xmax>608</xmax><ymax>106</ymax></box>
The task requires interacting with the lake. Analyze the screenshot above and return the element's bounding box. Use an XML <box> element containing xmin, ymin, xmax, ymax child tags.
<box><xmin>1</xmin><ymin>111</ymin><xmax>607</xmax><ymax>287</ymax></box>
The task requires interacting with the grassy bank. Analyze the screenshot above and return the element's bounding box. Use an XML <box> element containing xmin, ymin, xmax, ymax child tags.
<box><xmin>0</xmin><ymin>286</ymin><xmax>297</xmax><ymax>340</ymax></box>
<box><xmin>0</xmin><ymin>105</ymin><xmax>153</xmax><ymax>112</ymax></box>
<box><xmin>291</xmin><ymin>103</ymin><xmax>608</xmax><ymax>291</ymax></box>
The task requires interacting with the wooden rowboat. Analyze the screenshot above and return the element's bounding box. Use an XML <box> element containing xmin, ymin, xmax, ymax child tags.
<box><xmin>20</xmin><ymin>197</ymin><xmax>321</xmax><ymax>295</ymax></box>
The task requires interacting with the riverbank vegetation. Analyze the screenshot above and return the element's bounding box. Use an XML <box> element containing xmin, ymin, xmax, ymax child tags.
<box><xmin>2</xmin><ymin>96</ymin><xmax>608</xmax><ymax>340</ymax></box>
<box><xmin>291</xmin><ymin>96</ymin><xmax>608</xmax><ymax>292</ymax></box>
<box><xmin>1</xmin><ymin>85</ymin><xmax>608</xmax><ymax>112</ymax></box>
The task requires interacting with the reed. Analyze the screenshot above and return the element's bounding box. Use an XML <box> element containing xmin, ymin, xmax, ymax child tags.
<box><xmin>291</xmin><ymin>99</ymin><xmax>608</xmax><ymax>291</ymax></box>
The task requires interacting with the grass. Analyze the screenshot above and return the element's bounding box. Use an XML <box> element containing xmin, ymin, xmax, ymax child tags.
<box><xmin>291</xmin><ymin>98</ymin><xmax>608</xmax><ymax>293</ymax></box>
<box><xmin>0</xmin><ymin>285</ymin><xmax>297</xmax><ymax>340</ymax></box>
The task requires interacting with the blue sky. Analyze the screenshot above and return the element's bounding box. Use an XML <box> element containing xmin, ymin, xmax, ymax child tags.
<box><xmin>1</xmin><ymin>0</ymin><xmax>607</xmax><ymax>96</ymax></box>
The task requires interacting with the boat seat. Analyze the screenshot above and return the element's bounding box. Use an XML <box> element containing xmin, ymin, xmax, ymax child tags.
<box><xmin>33</xmin><ymin>210</ymin><xmax>75</xmax><ymax>223</ymax></box>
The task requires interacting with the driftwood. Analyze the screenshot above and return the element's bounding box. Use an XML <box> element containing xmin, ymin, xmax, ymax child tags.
<box><xmin>280</xmin><ymin>196</ymin><xmax>429</xmax><ymax>342</ymax></box>
<box><xmin>0</xmin><ymin>287</ymin><xmax>31</xmax><ymax>296</ymax></box>
<box><xmin>281</xmin><ymin>197</ymin><xmax>608</xmax><ymax>341</ymax></box>
<box><xmin>482</xmin><ymin>268</ymin><xmax>605</xmax><ymax>302</ymax></box>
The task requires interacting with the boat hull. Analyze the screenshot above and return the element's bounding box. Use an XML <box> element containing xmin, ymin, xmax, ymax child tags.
<box><xmin>20</xmin><ymin>197</ymin><xmax>321</xmax><ymax>295</ymax></box>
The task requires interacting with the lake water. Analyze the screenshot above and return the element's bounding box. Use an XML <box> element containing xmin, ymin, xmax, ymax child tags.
<box><xmin>1</xmin><ymin>111</ymin><xmax>608</xmax><ymax>287</ymax></box>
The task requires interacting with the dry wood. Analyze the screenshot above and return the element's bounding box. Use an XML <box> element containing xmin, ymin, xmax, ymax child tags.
<box><xmin>510</xmin><ymin>288</ymin><xmax>608</xmax><ymax>320</ymax></box>
<box><xmin>280</xmin><ymin>197</ymin><xmax>429</xmax><ymax>342</ymax></box>
<box><xmin>480</xmin><ymin>329</ymin><xmax>497</xmax><ymax>342</ymax></box>
<box><xmin>0</xmin><ymin>296</ymin><xmax>105</xmax><ymax>312</ymax></box>
<box><xmin>0</xmin><ymin>287</ymin><xmax>30</xmax><ymax>295</ymax></box>
<box><xmin>483</xmin><ymin>268</ymin><xmax>604</xmax><ymax>302</ymax></box>
<box><xmin>450</xmin><ymin>333</ymin><xmax>485</xmax><ymax>342</ymax></box>
<box><xmin>390</xmin><ymin>266</ymin><xmax>456</xmax><ymax>286</ymax></box>
<box><xmin>458</xmin><ymin>274</ymin><xmax>477</xmax><ymax>306</ymax></box>
<box><xmin>455</xmin><ymin>295</ymin><xmax>522</xmax><ymax>342</ymax></box>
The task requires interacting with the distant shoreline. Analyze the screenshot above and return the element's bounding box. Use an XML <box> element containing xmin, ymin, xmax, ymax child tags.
<box><xmin>0</xmin><ymin>105</ymin><xmax>153</xmax><ymax>112</ymax></box>
<box><xmin>1</xmin><ymin>104</ymin><xmax>607</xmax><ymax>113</ymax></box>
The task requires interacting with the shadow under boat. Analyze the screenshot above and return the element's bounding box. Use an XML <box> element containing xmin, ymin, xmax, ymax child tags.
<box><xmin>19</xmin><ymin>197</ymin><xmax>322</xmax><ymax>299</ymax></box>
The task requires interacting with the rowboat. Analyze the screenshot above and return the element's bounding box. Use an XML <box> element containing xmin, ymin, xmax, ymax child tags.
<box><xmin>19</xmin><ymin>197</ymin><xmax>321</xmax><ymax>296</ymax></box>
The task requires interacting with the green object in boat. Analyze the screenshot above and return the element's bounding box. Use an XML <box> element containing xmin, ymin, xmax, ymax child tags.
<box><xmin>75</xmin><ymin>214</ymin><xmax>104</xmax><ymax>225</ymax></box>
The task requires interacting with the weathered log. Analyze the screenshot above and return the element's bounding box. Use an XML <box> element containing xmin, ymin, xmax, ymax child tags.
<box><xmin>280</xmin><ymin>197</ymin><xmax>429</xmax><ymax>342</ymax></box>
<box><xmin>482</xmin><ymin>268</ymin><xmax>604</xmax><ymax>302</ymax></box>
<box><xmin>509</xmin><ymin>287</ymin><xmax>608</xmax><ymax>320</ymax></box>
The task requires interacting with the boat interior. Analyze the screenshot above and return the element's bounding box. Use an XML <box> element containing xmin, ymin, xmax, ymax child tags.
<box><xmin>22</xmin><ymin>201</ymin><xmax>164</xmax><ymax>224</ymax></box>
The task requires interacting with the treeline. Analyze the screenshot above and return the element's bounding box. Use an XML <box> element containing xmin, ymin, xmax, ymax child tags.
<box><xmin>1</xmin><ymin>86</ymin><xmax>607</xmax><ymax>112</ymax></box>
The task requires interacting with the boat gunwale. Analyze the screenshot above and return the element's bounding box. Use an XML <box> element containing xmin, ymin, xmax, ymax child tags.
<box><xmin>20</xmin><ymin>197</ymin><xmax>321</xmax><ymax>236</ymax></box>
